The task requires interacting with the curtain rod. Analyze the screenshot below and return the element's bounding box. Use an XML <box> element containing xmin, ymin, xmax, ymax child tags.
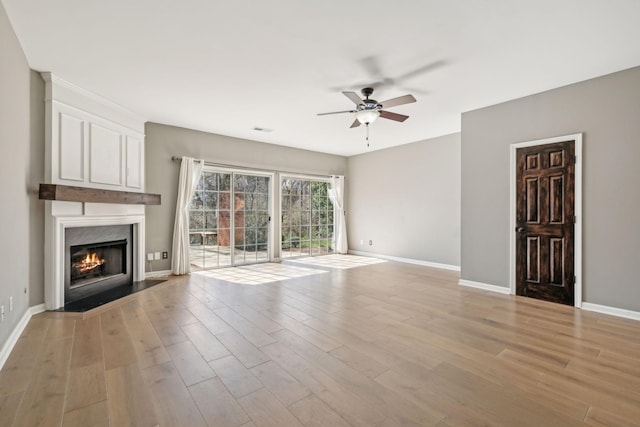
<box><xmin>170</xmin><ymin>156</ymin><xmax>334</xmax><ymax>179</ymax></box>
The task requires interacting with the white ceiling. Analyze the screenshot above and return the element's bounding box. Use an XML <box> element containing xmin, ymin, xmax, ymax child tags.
<box><xmin>4</xmin><ymin>1</ymin><xmax>640</xmax><ymax>156</ymax></box>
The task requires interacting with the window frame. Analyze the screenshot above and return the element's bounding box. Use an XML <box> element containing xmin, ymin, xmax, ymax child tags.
<box><xmin>188</xmin><ymin>165</ymin><xmax>275</xmax><ymax>270</ymax></box>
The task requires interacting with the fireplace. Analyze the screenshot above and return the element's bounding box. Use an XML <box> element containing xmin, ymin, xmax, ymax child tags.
<box><xmin>42</xmin><ymin>73</ymin><xmax>152</xmax><ymax>310</ymax></box>
<box><xmin>44</xmin><ymin>212</ymin><xmax>145</xmax><ymax>310</ymax></box>
<box><xmin>65</xmin><ymin>225</ymin><xmax>133</xmax><ymax>303</ymax></box>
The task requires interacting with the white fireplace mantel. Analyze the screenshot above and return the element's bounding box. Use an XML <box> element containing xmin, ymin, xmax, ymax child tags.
<box><xmin>42</xmin><ymin>73</ymin><xmax>148</xmax><ymax>310</ymax></box>
<box><xmin>44</xmin><ymin>204</ymin><xmax>145</xmax><ymax>309</ymax></box>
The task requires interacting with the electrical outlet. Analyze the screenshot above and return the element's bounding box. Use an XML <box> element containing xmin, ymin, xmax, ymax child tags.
<box><xmin>360</xmin><ymin>240</ymin><xmax>363</xmax><ymax>245</ymax></box>
<box><xmin>147</xmin><ymin>253</ymin><xmax>154</xmax><ymax>261</ymax></box>
<box><xmin>9</xmin><ymin>297</ymin><xmax>12</xmax><ymax>312</ymax></box>
<box><xmin>369</xmin><ymin>240</ymin><xmax>373</xmax><ymax>246</ymax></box>
<box><xmin>162</xmin><ymin>251</ymin><xmax>168</xmax><ymax>259</ymax></box>
<box><xmin>154</xmin><ymin>252</ymin><xmax>161</xmax><ymax>260</ymax></box>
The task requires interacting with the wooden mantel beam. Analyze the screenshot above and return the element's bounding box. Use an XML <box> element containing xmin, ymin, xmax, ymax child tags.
<box><xmin>39</xmin><ymin>184</ymin><xmax>161</xmax><ymax>205</ymax></box>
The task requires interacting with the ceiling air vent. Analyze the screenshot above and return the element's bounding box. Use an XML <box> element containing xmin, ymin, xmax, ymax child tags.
<box><xmin>252</xmin><ymin>126</ymin><xmax>273</xmax><ymax>133</ymax></box>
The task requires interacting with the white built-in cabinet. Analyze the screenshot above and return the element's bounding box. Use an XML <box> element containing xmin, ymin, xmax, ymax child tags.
<box><xmin>43</xmin><ymin>73</ymin><xmax>145</xmax><ymax>193</ymax></box>
<box><xmin>42</xmin><ymin>73</ymin><xmax>148</xmax><ymax>310</ymax></box>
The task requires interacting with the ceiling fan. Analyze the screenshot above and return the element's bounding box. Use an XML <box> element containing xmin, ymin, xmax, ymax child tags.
<box><xmin>318</xmin><ymin>87</ymin><xmax>416</xmax><ymax>129</ymax></box>
<box><xmin>357</xmin><ymin>57</ymin><xmax>446</xmax><ymax>94</ymax></box>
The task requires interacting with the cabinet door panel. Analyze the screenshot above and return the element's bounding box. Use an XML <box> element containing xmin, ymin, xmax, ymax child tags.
<box><xmin>59</xmin><ymin>113</ymin><xmax>85</xmax><ymax>182</ymax></box>
<box><xmin>90</xmin><ymin>124</ymin><xmax>122</xmax><ymax>186</ymax></box>
<box><xmin>126</xmin><ymin>136</ymin><xmax>142</xmax><ymax>189</ymax></box>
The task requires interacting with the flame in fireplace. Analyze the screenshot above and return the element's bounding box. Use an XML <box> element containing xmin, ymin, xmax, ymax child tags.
<box><xmin>77</xmin><ymin>252</ymin><xmax>105</xmax><ymax>273</ymax></box>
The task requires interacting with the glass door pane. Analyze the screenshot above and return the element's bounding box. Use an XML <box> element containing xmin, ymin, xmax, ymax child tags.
<box><xmin>311</xmin><ymin>181</ymin><xmax>332</xmax><ymax>255</ymax></box>
<box><xmin>233</xmin><ymin>173</ymin><xmax>270</xmax><ymax>266</ymax></box>
<box><xmin>188</xmin><ymin>170</ymin><xmax>269</xmax><ymax>270</ymax></box>
<box><xmin>281</xmin><ymin>178</ymin><xmax>334</xmax><ymax>258</ymax></box>
<box><xmin>215</xmin><ymin>173</ymin><xmax>232</xmax><ymax>268</ymax></box>
<box><xmin>202</xmin><ymin>171</ymin><xmax>219</xmax><ymax>269</ymax></box>
<box><xmin>255</xmin><ymin>176</ymin><xmax>270</xmax><ymax>263</ymax></box>
<box><xmin>189</xmin><ymin>174</ymin><xmax>206</xmax><ymax>270</ymax></box>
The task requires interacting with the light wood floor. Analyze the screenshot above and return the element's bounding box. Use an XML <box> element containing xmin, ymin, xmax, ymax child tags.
<box><xmin>1</xmin><ymin>257</ymin><xmax>640</xmax><ymax>426</ymax></box>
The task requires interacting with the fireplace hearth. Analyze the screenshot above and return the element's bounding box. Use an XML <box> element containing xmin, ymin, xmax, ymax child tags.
<box><xmin>65</xmin><ymin>225</ymin><xmax>133</xmax><ymax>303</ymax></box>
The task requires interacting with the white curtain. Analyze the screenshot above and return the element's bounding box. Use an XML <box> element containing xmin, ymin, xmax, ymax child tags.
<box><xmin>328</xmin><ymin>175</ymin><xmax>348</xmax><ymax>254</ymax></box>
<box><xmin>171</xmin><ymin>157</ymin><xmax>203</xmax><ymax>275</ymax></box>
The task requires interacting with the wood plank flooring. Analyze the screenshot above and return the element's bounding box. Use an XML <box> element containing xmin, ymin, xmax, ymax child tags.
<box><xmin>2</xmin><ymin>256</ymin><xmax>640</xmax><ymax>426</ymax></box>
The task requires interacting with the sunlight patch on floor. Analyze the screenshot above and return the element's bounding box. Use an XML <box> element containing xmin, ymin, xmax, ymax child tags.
<box><xmin>287</xmin><ymin>254</ymin><xmax>386</xmax><ymax>269</ymax></box>
<box><xmin>194</xmin><ymin>263</ymin><xmax>327</xmax><ymax>285</ymax></box>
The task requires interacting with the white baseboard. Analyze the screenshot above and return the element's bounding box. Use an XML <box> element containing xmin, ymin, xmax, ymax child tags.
<box><xmin>458</xmin><ymin>279</ymin><xmax>511</xmax><ymax>294</ymax></box>
<box><xmin>30</xmin><ymin>303</ymin><xmax>46</xmax><ymax>316</ymax></box>
<box><xmin>145</xmin><ymin>270</ymin><xmax>172</xmax><ymax>279</ymax></box>
<box><xmin>348</xmin><ymin>250</ymin><xmax>460</xmax><ymax>272</ymax></box>
<box><xmin>582</xmin><ymin>302</ymin><xmax>640</xmax><ymax>321</ymax></box>
<box><xmin>456</xmin><ymin>282</ymin><xmax>639</xmax><ymax>322</ymax></box>
<box><xmin>0</xmin><ymin>303</ymin><xmax>46</xmax><ymax>371</ymax></box>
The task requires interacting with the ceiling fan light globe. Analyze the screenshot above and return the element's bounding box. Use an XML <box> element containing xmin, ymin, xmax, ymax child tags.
<box><xmin>356</xmin><ymin>109</ymin><xmax>380</xmax><ymax>124</ymax></box>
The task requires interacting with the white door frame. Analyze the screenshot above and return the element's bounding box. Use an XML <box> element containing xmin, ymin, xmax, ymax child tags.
<box><xmin>201</xmin><ymin>165</ymin><xmax>276</xmax><ymax>267</ymax></box>
<box><xmin>509</xmin><ymin>133</ymin><xmax>583</xmax><ymax>307</ymax></box>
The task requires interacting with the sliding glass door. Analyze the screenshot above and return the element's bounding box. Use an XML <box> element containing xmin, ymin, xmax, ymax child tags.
<box><xmin>281</xmin><ymin>178</ymin><xmax>334</xmax><ymax>258</ymax></box>
<box><xmin>189</xmin><ymin>169</ymin><xmax>271</xmax><ymax>270</ymax></box>
<box><xmin>233</xmin><ymin>174</ymin><xmax>270</xmax><ymax>265</ymax></box>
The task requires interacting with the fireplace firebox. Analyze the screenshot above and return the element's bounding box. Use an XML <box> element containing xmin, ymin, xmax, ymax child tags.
<box><xmin>70</xmin><ymin>239</ymin><xmax>127</xmax><ymax>287</ymax></box>
<box><xmin>65</xmin><ymin>225</ymin><xmax>133</xmax><ymax>303</ymax></box>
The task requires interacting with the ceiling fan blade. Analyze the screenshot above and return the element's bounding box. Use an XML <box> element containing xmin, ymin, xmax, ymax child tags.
<box><xmin>317</xmin><ymin>110</ymin><xmax>356</xmax><ymax>116</ymax></box>
<box><xmin>350</xmin><ymin>119</ymin><xmax>361</xmax><ymax>128</ymax></box>
<box><xmin>395</xmin><ymin>60</ymin><xmax>447</xmax><ymax>82</ymax></box>
<box><xmin>359</xmin><ymin>57</ymin><xmax>447</xmax><ymax>91</ymax></box>
<box><xmin>380</xmin><ymin>94</ymin><xmax>416</xmax><ymax>109</ymax></box>
<box><xmin>342</xmin><ymin>91</ymin><xmax>363</xmax><ymax>106</ymax></box>
<box><xmin>360</xmin><ymin>56</ymin><xmax>384</xmax><ymax>80</ymax></box>
<box><xmin>397</xmin><ymin>86</ymin><xmax>430</xmax><ymax>96</ymax></box>
<box><xmin>360</xmin><ymin>57</ymin><xmax>395</xmax><ymax>88</ymax></box>
<box><xmin>379</xmin><ymin>110</ymin><xmax>409</xmax><ymax>122</ymax></box>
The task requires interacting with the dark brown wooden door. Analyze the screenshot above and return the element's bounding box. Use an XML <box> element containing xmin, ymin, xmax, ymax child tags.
<box><xmin>516</xmin><ymin>140</ymin><xmax>575</xmax><ymax>305</ymax></box>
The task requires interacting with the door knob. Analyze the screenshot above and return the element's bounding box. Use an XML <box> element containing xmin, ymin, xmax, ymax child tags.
<box><xmin>516</xmin><ymin>227</ymin><xmax>525</xmax><ymax>233</ymax></box>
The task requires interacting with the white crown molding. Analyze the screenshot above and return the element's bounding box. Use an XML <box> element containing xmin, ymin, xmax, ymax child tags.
<box><xmin>41</xmin><ymin>72</ymin><xmax>146</xmax><ymax>134</ymax></box>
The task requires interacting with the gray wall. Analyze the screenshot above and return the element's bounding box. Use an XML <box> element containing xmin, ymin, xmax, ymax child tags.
<box><xmin>461</xmin><ymin>66</ymin><xmax>640</xmax><ymax>311</ymax></box>
<box><xmin>144</xmin><ymin>122</ymin><xmax>348</xmax><ymax>272</ymax></box>
<box><xmin>347</xmin><ymin>133</ymin><xmax>461</xmax><ymax>267</ymax></box>
<box><xmin>0</xmin><ymin>3</ymin><xmax>45</xmax><ymax>349</ymax></box>
<box><xmin>28</xmin><ymin>71</ymin><xmax>45</xmax><ymax>306</ymax></box>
